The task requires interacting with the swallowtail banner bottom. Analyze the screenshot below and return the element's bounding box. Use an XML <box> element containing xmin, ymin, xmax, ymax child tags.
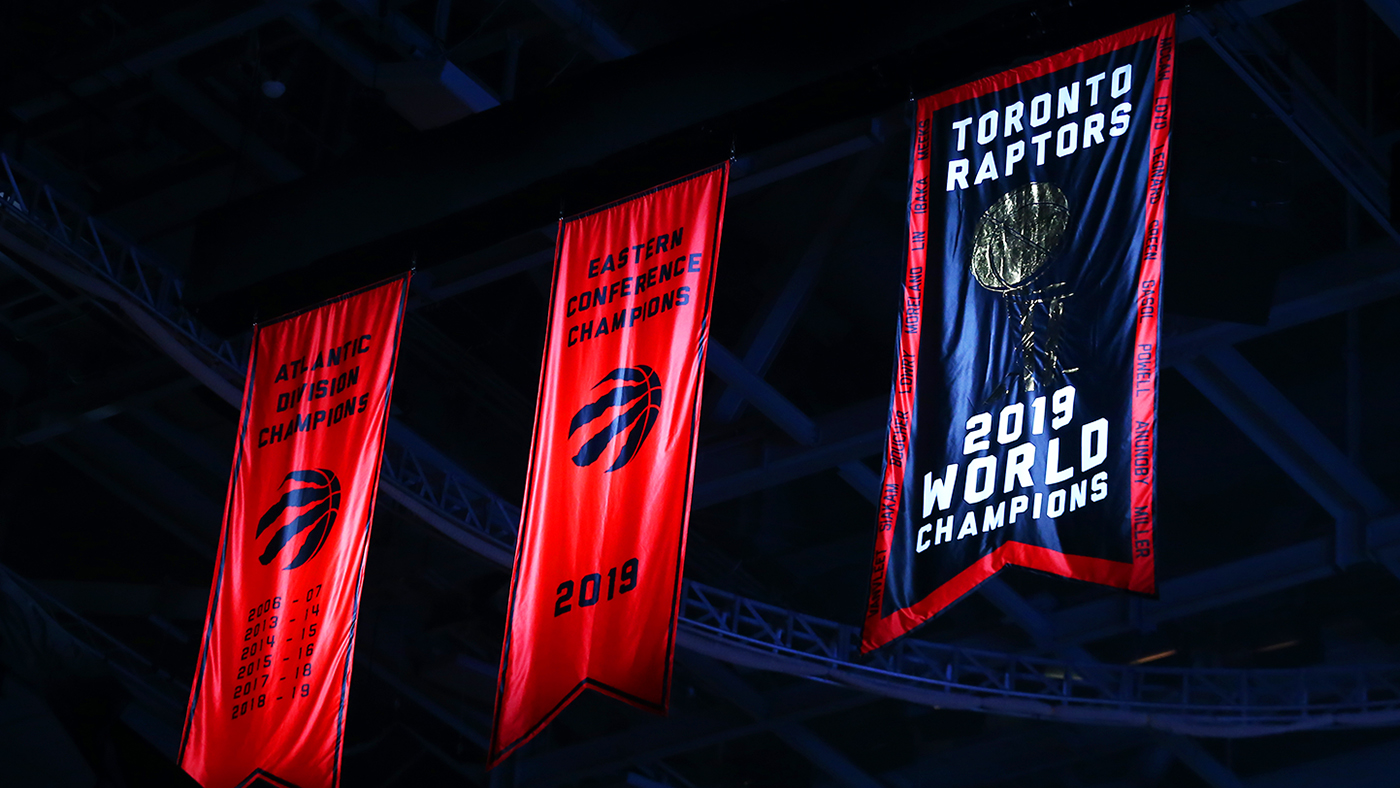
<box><xmin>491</xmin><ymin>163</ymin><xmax>728</xmax><ymax>766</ymax></box>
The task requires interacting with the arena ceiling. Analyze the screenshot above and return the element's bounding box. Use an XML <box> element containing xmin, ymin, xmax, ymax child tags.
<box><xmin>0</xmin><ymin>0</ymin><xmax>1399</xmax><ymax>786</ymax></box>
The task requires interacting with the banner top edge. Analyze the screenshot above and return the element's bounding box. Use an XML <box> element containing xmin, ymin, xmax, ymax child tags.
<box><xmin>916</xmin><ymin>14</ymin><xmax>1175</xmax><ymax>114</ymax></box>
<box><xmin>563</xmin><ymin>161</ymin><xmax>730</xmax><ymax>225</ymax></box>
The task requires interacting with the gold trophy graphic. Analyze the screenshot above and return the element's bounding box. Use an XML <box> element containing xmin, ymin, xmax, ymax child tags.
<box><xmin>970</xmin><ymin>182</ymin><xmax>1078</xmax><ymax>399</ymax></box>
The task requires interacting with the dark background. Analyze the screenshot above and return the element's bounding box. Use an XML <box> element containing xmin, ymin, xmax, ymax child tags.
<box><xmin>0</xmin><ymin>0</ymin><xmax>1398</xmax><ymax>786</ymax></box>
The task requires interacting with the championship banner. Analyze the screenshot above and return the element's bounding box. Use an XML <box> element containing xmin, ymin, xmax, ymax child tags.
<box><xmin>179</xmin><ymin>274</ymin><xmax>410</xmax><ymax>787</ymax></box>
<box><xmin>490</xmin><ymin>163</ymin><xmax>728</xmax><ymax>765</ymax></box>
<box><xmin>863</xmin><ymin>17</ymin><xmax>1172</xmax><ymax>651</ymax></box>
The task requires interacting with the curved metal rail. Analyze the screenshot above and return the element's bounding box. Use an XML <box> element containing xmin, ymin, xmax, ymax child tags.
<box><xmin>679</xmin><ymin>583</ymin><xmax>1400</xmax><ymax>737</ymax></box>
<box><xmin>5</xmin><ymin>152</ymin><xmax>1400</xmax><ymax>736</ymax></box>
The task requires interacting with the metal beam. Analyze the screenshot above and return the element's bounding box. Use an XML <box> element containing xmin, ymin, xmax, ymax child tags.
<box><xmin>43</xmin><ymin>439</ymin><xmax>215</xmax><ymax>559</ymax></box>
<box><xmin>714</xmin><ymin>148</ymin><xmax>884</xmax><ymax>423</ymax></box>
<box><xmin>149</xmin><ymin>69</ymin><xmax>304</xmax><ymax>184</ymax></box>
<box><xmin>338</xmin><ymin>0</ymin><xmax>440</xmax><ymax>58</ymax></box>
<box><xmin>408</xmin><ymin>118</ymin><xmax>887</xmax><ymax>305</ymax></box>
<box><xmin>7</xmin><ymin>1</ymin><xmax>306</xmax><ymax>122</ymax></box>
<box><xmin>186</xmin><ymin>2</ymin><xmax>1031</xmax><ymax>306</ymax></box>
<box><xmin>730</xmin><ymin>122</ymin><xmax>884</xmax><ymax>197</ymax></box>
<box><xmin>1362</xmin><ymin>0</ymin><xmax>1400</xmax><ymax>41</ymax></box>
<box><xmin>1189</xmin><ymin>2</ymin><xmax>1398</xmax><ymax>244</ymax></box>
<box><xmin>706</xmin><ymin>341</ymin><xmax>820</xmax><ymax>446</ymax></box>
<box><xmin>335</xmin><ymin>0</ymin><xmax>498</xmax><ymax>111</ymax></box>
<box><xmin>62</xmin><ymin>421</ymin><xmax>222</xmax><ymax>531</ymax></box>
<box><xmin>1160</xmin><ymin>736</ymin><xmax>1244</xmax><ymax>788</ymax></box>
<box><xmin>284</xmin><ymin>5</ymin><xmax>382</xmax><ymax>87</ymax></box>
<box><xmin>14</xmin><ymin>377</ymin><xmax>199</xmax><ymax>445</ymax></box>
<box><xmin>286</xmin><ymin>4</ymin><xmax>498</xmax><ymax>126</ymax></box>
<box><xmin>1179</xmin><ymin>346</ymin><xmax>1393</xmax><ymax>568</ymax></box>
<box><xmin>528</xmin><ymin>0</ymin><xmax>635</xmax><ymax>61</ymax></box>
<box><xmin>694</xmin><ymin>394</ymin><xmax>886</xmax><ymax>507</ymax></box>
<box><xmin>1186</xmin><ymin>350</ymin><xmax>1391</xmax><ymax>515</ymax></box>
<box><xmin>1138</xmin><ymin>743</ymin><xmax>1175</xmax><ymax>787</ymax></box>
<box><xmin>681</xmin><ymin>654</ymin><xmax>885</xmax><ymax>788</ymax></box>
<box><xmin>413</xmin><ymin>248</ymin><xmax>554</xmax><ymax>305</ymax></box>
<box><xmin>1162</xmin><ymin>241</ymin><xmax>1400</xmax><ymax>365</ymax></box>
<box><xmin>1</xmin><ymin>564</ymin><xmax>188</xmax><ymax>752</ymax></box>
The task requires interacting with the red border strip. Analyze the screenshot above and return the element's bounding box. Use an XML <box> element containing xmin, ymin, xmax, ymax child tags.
<box><xmin>1129</xmin><ymin>19</ymin><xmax>1173</xmax><ymax>594</ymax></box>
<box><xmin>861</xmin><ymin>16</ymin><xmax>1174</xmax><ymax>653</ymax></box>
<box><xmin>860</xmin><ymin>102</ymin><xmax>928</xmax><ymax>652</ymax></box>
<box><xmin>865</xmin><ymin>541</ymin><xmax>1134</xmax><ymax>650</ymax></box>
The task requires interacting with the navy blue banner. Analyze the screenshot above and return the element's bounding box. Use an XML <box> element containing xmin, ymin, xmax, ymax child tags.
<box><xmin>863</xmin><ymin>17</ymin><xmax>1172</xmax><ymax>651</ymax></box>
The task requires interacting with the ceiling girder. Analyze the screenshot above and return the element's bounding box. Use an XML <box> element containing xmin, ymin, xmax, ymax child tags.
<box><xmin>527</xmin><ymin>0</ymin><xmax>635</xmax><ymax>62</ymax></box>
<box><xmin>707</xmin><ymin>341</ymin><xmax>820</xmax><ymax>446</ymax></box>
<box><xmin>1179</xmin><ymin>346</ymin><xmax>1394</xmax><ymax>570</ymax></box>
<box><xmin>407</xmin><ymin>116</ymin><xmax>890</xmax><ymax>306</ymax></box>
<box><xmin>184</xmin><ymin>0</ymin><xmax>1064</xmax><ymax>318</ymax></box>
<box><xmin>150</xmin><ymin>68</ymin><xmax>304</xmax><ymax>184</ymax></box>
<box><xmin>712</xmin><ymin>147</ymin><xmax>885</xmax><ymax>423</ymax></box>
<box><xmin>680</xmin><ymin>653</ymin><xmax>886</xmax><ymax>788</ymax></box>
<box><xmin>6</xmin><ymin>1</ymin><xmax>308</xmax><ymax>123</ymax></box>
<box><xmin>517</xmin><ymin>681</ymin><xmax>874</xmax><ymax>786</ymax></box>
<box><xmin>1362</xmin><ymin>0</ymin><xmax>1400</xmax><ymax>45</ymax></box>
<box><xmin>1189</xmin><ymin>2</ymin><xmax>1398</xmax><ymax>244</ymax></box>
<box><xmin>1160</xmin><ymin>735</ymin><xmax>1245</xmax><ymax>788</ymax></box>
<box><xmin>14</xmin><ymin>377</ymin><xmax>198</xmax><ymax>446</ymax></box>
<box><xmin>43</xmin><ymin>437</ymin><xmax>216</xmax><ymax>559</ymax></box>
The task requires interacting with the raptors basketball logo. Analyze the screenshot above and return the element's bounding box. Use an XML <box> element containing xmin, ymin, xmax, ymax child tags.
<box><xmin>568</xmin><ymin>365</ymin><xmax>663</xmax><ymax>472</ymax></box>
<box><xmin>256</xmin><ymin>469</ymin><xmax>342</xmax><ymax>569</ymax></box>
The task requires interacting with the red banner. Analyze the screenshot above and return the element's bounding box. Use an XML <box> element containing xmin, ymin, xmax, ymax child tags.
<box><xmin>179</xmin><ymin>275</ymin><xmax>410</xmax><ymax>788</ymax></box>
<box><xmin>490</xmin><ymin>164</ymin><xmax>729</xmax><ymax>766</ymax></box>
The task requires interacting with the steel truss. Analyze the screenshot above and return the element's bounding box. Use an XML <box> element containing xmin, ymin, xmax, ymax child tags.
<box><xmin>5</xmin><ymin>151</ymin><xmax>1400</xmax><ymax>738</ymax></box>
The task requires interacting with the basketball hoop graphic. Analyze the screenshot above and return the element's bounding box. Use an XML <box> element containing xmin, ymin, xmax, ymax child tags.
<box><xmin>970</xmin><ymin>182</ymin><xmax>1078</xmax><ymax>400</ymax></box>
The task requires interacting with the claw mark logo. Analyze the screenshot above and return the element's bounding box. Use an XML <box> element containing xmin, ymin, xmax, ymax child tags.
<box><xmin>256</xmin><ymin>469</ymin><xmax>342</xmax><ymax>570</ymax></box>
<box><xmin>568</xmin><ymin>366</ymin><xmax>662</xmax><ymax>472</ymax></box>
